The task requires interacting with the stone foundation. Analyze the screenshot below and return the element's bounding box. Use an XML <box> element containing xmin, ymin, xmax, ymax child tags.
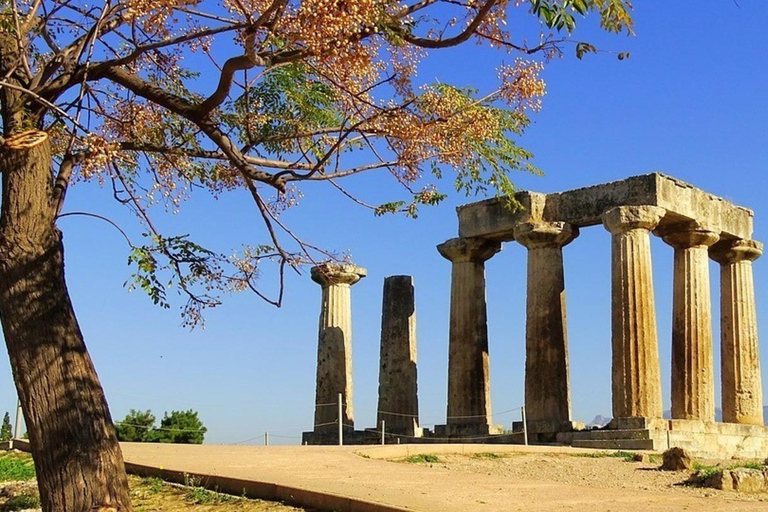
<box><xmin>565</xmin><ymin>418</ymin><xmax>768</xmax><ymax>458</ymax></box>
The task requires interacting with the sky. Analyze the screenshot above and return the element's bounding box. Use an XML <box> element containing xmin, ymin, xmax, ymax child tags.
<box><xmin>3</xmin><ymin>1</ymin><xmax>768</xmax><ymax>445</ymax></box>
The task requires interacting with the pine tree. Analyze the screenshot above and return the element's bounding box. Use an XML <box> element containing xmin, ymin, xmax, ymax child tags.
<box><xmin>0</xmin><ymin>412</ymin><xmax>12</xmax><ymax>442</ymax></box>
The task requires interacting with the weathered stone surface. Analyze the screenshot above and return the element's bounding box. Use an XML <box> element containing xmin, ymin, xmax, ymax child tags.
<box><xmin>458</xmin><ymin>173</ymin><xmax>753</xmax><ymax>241</ymax></box>
<box><xmin>706</xmin><ymin>468</ymin><xmax>768</xmax><ymax>493</ymax></box>
<box><xmin>377</xmin><ymin>275</ymin><xmax>420</xmax><ymax>436</ymax></box>
<box><xmin>311</xmin><ymin>264</ymin><xmax>367</xmax><ymax>434</ymax></box>
<box><xmin>660</xmin><ymin>447</ymin><xmax>693</xmax><ymax>471</ymax></box>
<box><xmin>658</xmin><ymin>223</ymin><xmax>719</xmax><ymax>422</ymax></box>
<box><xmin>514</xmin><ymin>221</ymin><xmax>578</xmax><ymax>427</ymax></box>
<box><xmin>602</xmin><ymin>206</ymin><xmax>665</xmax><ymax>419</ymax></box>
<box><xmin>711</xmin><ymin>239</ymin><xmax>764</xmax><ymax>426</ymax></box>
<box><xmin>437</xmin><ymin>237</ymin><xmax>501</xmax><ymax>432</ymax></box>
<box><xmin>730</xmin><ymin>468</ymin><xmax>768</xmax><ymax>493</ymax></box>
<box><xmin>633</xmin><ymin>453</ymin><xmax>651</xmax><ymax>463</ymax></box>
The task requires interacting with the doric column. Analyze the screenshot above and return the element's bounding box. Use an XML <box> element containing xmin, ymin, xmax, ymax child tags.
<box><xmin>377</xmin><ymin>275</ymin><xmax>420</xmax><ymax>436</ymax></box>
<box><xmin>710</xmin><ymin>239</ymin><xmax>764</xmax><ymax>425</ymax></box>
<box><xmin>513</xmin><ymin>221</ymin><xmax>578</xmax><ymax>428</ymax></box>
<box><xmin>659</xmin><ymin>223</ymin><xmax>719</xmax><ymax>422</ymax></box>
<box><xmin>311</xmin><ymin>263</ymin><xmax>366</xmax><ymax>433</ymax></box>
<box><xmin>602</xmin><ymin>206</ymin><xmax>665</xmax><ymax>420</ymax></box>
<box><xmin>437</xmin><ymin>237</ymin><xmax>501</xmax><ymax>433</ymax></box>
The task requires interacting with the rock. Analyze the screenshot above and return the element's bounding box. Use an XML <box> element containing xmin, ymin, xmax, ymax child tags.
<box><xmin>660</xmin><ymin>447</ymin><xmax>693</xmax><ymax>471</ymax></box>
<box><xmin>703</xmin><ymin>468</ymin><xmax>768</xmax><ymax>492</ymax></box>
<box><xmin>703</xmin><ymin>470</ymin><xmax>733</xmax><ymax>491</ymax></box>
<box><xmin>730</xmin><ymin>468</ymin><xmax>767</xmax><ymax>493</ymax></box>
<box><xmin>633</xmin><ymin>453</ymin><xmax>650</xmax><ymax>463</ymax></box>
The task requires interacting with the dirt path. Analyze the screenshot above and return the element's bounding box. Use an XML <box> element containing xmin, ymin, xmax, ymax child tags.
<box><xmin>120</xmin><ymin>443</ymin><xmax>768</xmax><ymax>511</ymax></box>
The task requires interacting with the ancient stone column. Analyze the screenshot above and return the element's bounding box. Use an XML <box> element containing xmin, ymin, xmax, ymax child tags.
<box><xmin>513</xmin><ymin>221</ymin><xmax>578</xmax><ymax>430</ymax></box>
<box><xmin>710</xmin><ymin>239</ymin><xmax>764</xmax><ymax>425</ymax></box>
<box><xmin>602</xmin><ymin>206</ymin><xmax>665</xmax><ymax>420</ymax></box>
<box><xmin>377</xmin><ymin>276</ymin><xmax>420</xmax><ymax>436</ymax></box>
<box><xmin>659</xmin><ymin>223</ymin><xmax>719</xmax><ymax>422</ymax></box>
<box><xmin>437</xmin><ymin>237</ymin><xmax>501</xmax><ymax>434</ymax></box>
<box><xmin>311</xmin><ymin>263</ymin><xmax>367</xmax><ymax>434</ymax></box>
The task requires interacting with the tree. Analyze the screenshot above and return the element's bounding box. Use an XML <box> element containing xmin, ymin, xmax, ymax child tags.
<box><xmin>115</xmin><ymin>409</ymin><xmax>206</xmax><ymax>443</ymax></box>
<box><xmin>0</xmin><ymin>0</ymin><xmax>633</xmax><ymax>509</ymax></box>
<box><xmin>0</xmin><ymin>412</ymin><xmax>11</xmax><ymax>441</ymax></box>
<box><xmin>115</xmin><ymin>409</ymin><xmax>156</xmax><ymax>442</ymax></box>
<box><xmin>148</xmin><ymin>410</ymin><xmax>207</xmax><ymax>444</ymax></box>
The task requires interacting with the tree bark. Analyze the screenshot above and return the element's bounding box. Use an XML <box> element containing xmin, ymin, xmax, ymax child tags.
<box><xmin>0</xmin><ymin>139</ymin><xmax>133</xmax><ymax>511</ymax></box>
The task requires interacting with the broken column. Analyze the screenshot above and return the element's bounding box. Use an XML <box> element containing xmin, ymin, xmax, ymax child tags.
<box><xmin>377</xmin><ymin>275</ymin><xmax>420</xmax><ymax>437</ymax></box>
<box><xmin>311</xmin><ymin>263</ymin><xmax>366</xmax><ymax>434</ymax></box>
<box><xmin>710</xmin><ymin>239</ymin><xmax>764</xmax><ymax>425</ymax></box>
<box><xmin>437</xmin><ymin>237</ymin><xmax>501</xmax><ymax>435</ymax></box>
<box><xmin>602</xmin><ymin>206</ymin><xmax>665</xmax><ymax>420</ymax></box>
<box><xmin>659</xmin><ymin>223</ymin><xmax>719</xmax><ymax>422</ymax></box>
<box><xmin>514</xmin><ymin>221</ymin><xmax>577</xmax><ymax>432</ymax></box>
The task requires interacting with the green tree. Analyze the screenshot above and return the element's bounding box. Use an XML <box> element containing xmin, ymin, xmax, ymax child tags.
<box><xmin>149</xmin><ymin>410</ymin><xmax>207</xmax><ymax>445</ymax></box>
<box><xmin>0</xmin><ymin>412</ymin><xmax>12</xmax><ymax>442</ymax></box>
<box><xmin>0</xmin><ymin>0</ymin><xmax>632</xmax><ymax>509</ymax></box>
<box><xmin>115</xmin><ymin>410</ymin><xmax>156</xmax><ymax>443</ymax></box>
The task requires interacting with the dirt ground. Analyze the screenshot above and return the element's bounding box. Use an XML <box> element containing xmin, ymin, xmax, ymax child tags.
<box><xmin>121</xmin><ymin>443</ymin><xmax>768</xmax><ymax>511</ymax></box>
<box><xmin>400</xmin><ymin>451</ymin><xmax>768</xmax><ymax>504</ymax></box>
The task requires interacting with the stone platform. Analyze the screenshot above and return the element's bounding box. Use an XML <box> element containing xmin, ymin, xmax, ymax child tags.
<box><xmin>559</xmin><ymin>418</ymin><xmax>768</xmax><ymax>458</ymax></box>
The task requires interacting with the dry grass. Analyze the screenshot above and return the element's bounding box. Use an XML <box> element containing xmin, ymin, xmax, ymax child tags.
<box><xmin>0</xmin><ymin>451</ymin><xmax>303</xmax><ymax>512</ymax></box>
<box><xmin>131</xmin><ymin>475</ymin><xmax>304</xmax><ymax>512</ymax></box>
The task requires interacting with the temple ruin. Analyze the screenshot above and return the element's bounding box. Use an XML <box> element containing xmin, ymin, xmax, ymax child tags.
<box><xmin>442</xmin><ymin>173</ymin><xmax>766</xmax><ymax>455</ymax></box>
<box><xmin>305</xmin><ymin>173</ymin><xmax>767</xmax><ymax>457</ymax></box>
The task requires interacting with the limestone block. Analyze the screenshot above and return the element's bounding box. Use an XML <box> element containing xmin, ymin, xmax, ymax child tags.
<box><xmin>729</xmin><ymin>468</ymin><xmax>767</xmax><ymax>493</ymax></box>
<box><xmin>660</xmin><ymin>447</ymin><xmax>693</xmax><ymax>471</ymax></box>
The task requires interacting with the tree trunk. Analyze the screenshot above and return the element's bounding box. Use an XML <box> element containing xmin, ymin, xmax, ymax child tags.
<box><xmin>0</xmin><ymin>139</ymin><xmax>133</xmax><ymax>511</ymax></box>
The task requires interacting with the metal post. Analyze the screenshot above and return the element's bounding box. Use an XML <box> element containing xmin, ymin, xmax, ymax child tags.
<box><xmin>337</xmin><ymin>392</ymin><xmax>343</xmax><ymax>446</ymax></box>
<box><xmin>521</xmin><ymin>405</ymin><xmax>528</xmax><ymax>446</ymax></box>
<box><xmin>13</xmin><ymin>399</ymin><xmax>23</xmax><ymax>440</ymax></box>
<box><xmin>381</xmin><ymin>420</ymin><xmax>385</xmax><ymax>445</ymax></box>
<box><xmin>265</xmin><ymin>432</ymin><xmax>269</xmax><ymax>446</ymax></box>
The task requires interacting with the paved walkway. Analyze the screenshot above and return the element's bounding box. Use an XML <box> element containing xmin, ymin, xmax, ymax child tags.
<box><xmin>121</xmin><ymin>443</ymin><xmax>765</xmax><ymax>511</ymax></box>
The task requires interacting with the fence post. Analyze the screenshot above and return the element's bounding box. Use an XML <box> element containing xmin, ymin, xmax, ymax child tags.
<box><xmin>338</xmin><ymin>393</ymin><xmax>343</xmax><ymax>446</ymax></box>
<box><xmin>265</xmin><ymin>432</ymin><xmax>269</xmax><ymax>446</ymax></box>
<box><xmin>521</xmin><ymin>405</ymin><xmax>528</xmax><ymax>446</ymax></box>
<box><xmin>381</xmin><ymin>420</ymin><xmax>385</xmax><ymax>445</ymax></box>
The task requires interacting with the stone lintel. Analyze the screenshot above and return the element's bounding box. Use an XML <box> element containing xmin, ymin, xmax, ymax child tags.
<box><xmin>457</xmin><ymin>173</ymin><xmax>753</xmax><ymax>241</ymax></box>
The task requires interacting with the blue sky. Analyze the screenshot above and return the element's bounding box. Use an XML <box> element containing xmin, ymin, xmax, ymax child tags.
<box><xmin>3</xmin><ymin>2</ymin><xmax>768</xmax><ymax>444</ymax></box>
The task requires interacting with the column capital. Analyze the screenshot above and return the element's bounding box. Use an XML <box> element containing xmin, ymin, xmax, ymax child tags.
<box><xmin>311</xmin><ymin>263</ymin><xmax>367</xmax><ymax>287</ymax></box>
<box><xmin>657</xmin><ymin>222</ymin><xmax>719</xmax><ymax>249</ymax></box>
<box><xmin>602</xmin><ymin>206</ymin><xmax>666</xmax><ymax>235</ymax></box>
<box><xmin>437</xmin><ymin>237</ymin><xmax>501</xmax><ymax>263</ymax></box>
<box><xmin>710</xmin><ymin>239</ymin><xmax>763</xmax><ymax>264</ymax></box>
<box><xmin>514</xmin><ymin>221</ymin><xmax>578</xmax><ymax>249</ymax></box>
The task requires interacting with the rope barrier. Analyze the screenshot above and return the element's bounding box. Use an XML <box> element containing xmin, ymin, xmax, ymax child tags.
<box><xmin>115</xmin><ymin>422</ymin><xmax>206</xmax><ymax>433</ymax></box>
